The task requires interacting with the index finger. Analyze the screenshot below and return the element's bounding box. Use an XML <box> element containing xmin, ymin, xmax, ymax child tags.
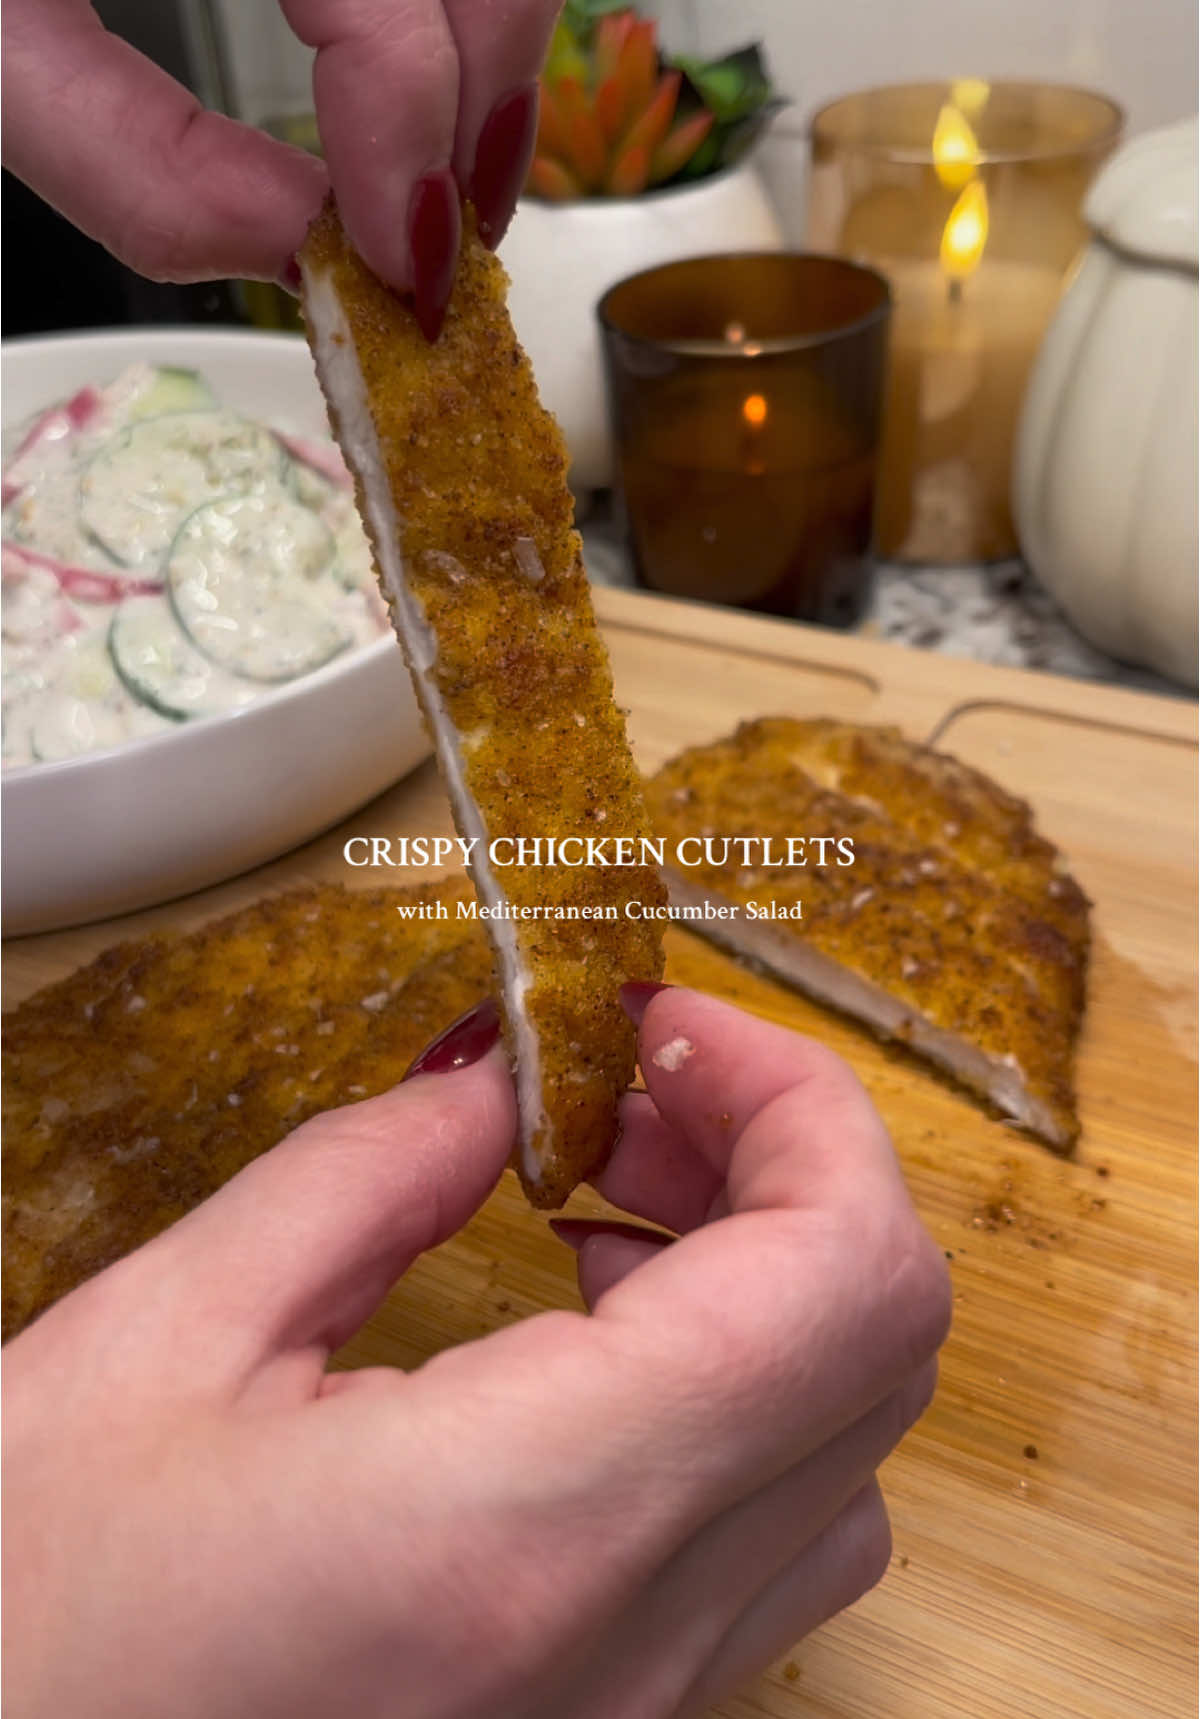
<box><xmin>588</xmin><ymin>992</ymin><xmax>949</xmax><ymax>1464</ymax></box>
<box><xmin>2</xmin><ymin>0</ymin><xmax>327</xmax><ymax>283</ymax></box>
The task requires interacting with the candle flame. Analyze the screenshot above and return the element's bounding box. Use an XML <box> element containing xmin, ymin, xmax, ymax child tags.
<box><xmin>950</xmin><ymin>78</ymin><xmax>990</xmax><ymax>119</ymax></box>
<box><xmin>724</xmin><ymin>320</ymin><xmax>747</xmax><ymax>345</ymax></box>
<box><xmin>932</xmin><ymin>103</ymin><xmax>980</xmax><ymax>191</ymax></box>
<box><xmin>940</xmin><ymin>180</ymin><xmax>989</xmax><ymax>282</ymax></box>
<box><xmin>742</xmin><ymin>393</ymin><xmax>768</xmax><ymax>428</ymax></box>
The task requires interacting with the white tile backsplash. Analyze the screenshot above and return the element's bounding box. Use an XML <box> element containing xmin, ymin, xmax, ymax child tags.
<box><xmin>213</xmin><ymin>0</ymin><xmax>1196</xmax><ymax>236</ymax></box>
<box><xmin>686</xmin><ymin>0</ymin><xmax>1198</xmax><ymax>239</ymax></box>
<box><xmin>689</xmin><ymin>0</ymin><xmax>1196</xmax><ymax>130</ymax></box>
<box><xmin>212</xmin><ymin>2</ymin><xmax>313</xmax><ymax>127</ymax></box>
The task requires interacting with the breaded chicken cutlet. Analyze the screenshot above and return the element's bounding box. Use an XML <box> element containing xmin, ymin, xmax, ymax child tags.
<box><xmin>299</xmin><ymin>202</ymin><xmax>665</xmax><ymax>1208</ymax></box>
<box><xmin>646</xmin><ymin>718</ymin><xmax>1090</xmax><ymax>1147</ymax></box>
<box><xmin>2</xmin><ymin>879</ymin><xmax>492</xmax><ymax>1340</ymax></box>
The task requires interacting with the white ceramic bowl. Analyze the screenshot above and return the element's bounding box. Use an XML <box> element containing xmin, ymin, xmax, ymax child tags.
<box><xmin>2</xmin><ymin>328</ymin><xmax>427</xmax><ymax>936</ymax></box>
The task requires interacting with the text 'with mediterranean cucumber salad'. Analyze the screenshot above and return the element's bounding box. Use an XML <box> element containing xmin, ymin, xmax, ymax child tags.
<box><xmin>2</xmin><ymin>364</ymin><xmax>389</xmax><ymax>768</ymax></box>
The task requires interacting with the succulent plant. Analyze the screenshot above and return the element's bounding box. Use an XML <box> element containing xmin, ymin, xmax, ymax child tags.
<box><xmin>528</xmin><ymin>3</ymin><xmax>782</xmax><ymax>200</ymax></box>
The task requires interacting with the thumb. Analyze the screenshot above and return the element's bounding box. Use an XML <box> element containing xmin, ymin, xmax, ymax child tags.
<box><xmin>129</xmin><ymin>1003</ymin><xmax>515</xmax><ymax>1391</ymax></box>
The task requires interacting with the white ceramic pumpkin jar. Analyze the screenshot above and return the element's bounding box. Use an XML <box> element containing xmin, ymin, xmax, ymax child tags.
<box><xmin>1014</xmin><ymin>118</ymin><xmax>1198</xmax><ymax>687</ymax></box>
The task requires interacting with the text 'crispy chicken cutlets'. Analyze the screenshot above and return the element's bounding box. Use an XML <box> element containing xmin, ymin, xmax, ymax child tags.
<box><xmin>646</xmin><ymin>718</ymin><xmax>1090</xmax><ymax>1147</ymax></box>
<box><xmin>2</xmin><ymin>880</ymin><xmax>492</xmax><ymax>1340</ymax></box>
<box><xmin>299</xmin><ymin>203</ymin><xmax>665</xmax><ymax>1208</ymax></box>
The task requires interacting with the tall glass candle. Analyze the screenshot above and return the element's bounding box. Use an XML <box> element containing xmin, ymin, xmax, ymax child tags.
<box><xmin>807</xmin><ymin>81</ymin><xmax>1122</xmax><ymax>562</ymax></box>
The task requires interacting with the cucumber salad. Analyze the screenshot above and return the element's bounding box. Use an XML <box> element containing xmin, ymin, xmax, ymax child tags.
<box><xmin>2</xmin><ymin>363</ymin><xmax>388</xmax><ymax>769</ymax></box>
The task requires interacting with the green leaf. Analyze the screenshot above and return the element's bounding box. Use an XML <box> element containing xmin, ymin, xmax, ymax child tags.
<box><xmin>672</xmin><ymin>101</ymin><xmax>786</xmax><ymax>179</ymax></box>
<box><xmin>545</xmin><ymin>15</ymin><xmax>590</xmax><ymax>82</ymax></box>
<box><xmin>561</xmin><ymin>0</ymin><xmax>634</xmax><ymax>51</ymax></box>
<box><xmin>670</xmin><ymin>44</ymin><xmax>775</xmax><ymax>122</ymax></box>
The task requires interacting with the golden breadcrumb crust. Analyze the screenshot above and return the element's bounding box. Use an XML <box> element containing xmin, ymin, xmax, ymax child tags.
<box><xmin>2</xmin><ymin>879</ymin><xmax>491</xmax><ymax>1340</ymax></box>
<box><xmin>647</xmin><ymin>718</ymin><xmax>1090</xmax><ymax>1147</ymax></box>
<box><xmin>300</xmin><ymin>203</ymin><xmax>665</xmax><ymax>1206</ymax></box>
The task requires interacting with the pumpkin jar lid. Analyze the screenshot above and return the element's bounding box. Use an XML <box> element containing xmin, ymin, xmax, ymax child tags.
<box><xmin>1085</xmin><ymin>116</ymin><xmax>1198</xmax><ymax>268</ymax></box>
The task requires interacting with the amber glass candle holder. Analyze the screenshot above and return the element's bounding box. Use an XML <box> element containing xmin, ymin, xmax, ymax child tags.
<box><xmin>598</xmin><ymin>254</ymin><xmax>891</xmax><ymax>627</ymax></box>
<box><xmin>807</xmin><ymin>81</ymin><xmax>1122</xmax><ymax>563</ymax></box>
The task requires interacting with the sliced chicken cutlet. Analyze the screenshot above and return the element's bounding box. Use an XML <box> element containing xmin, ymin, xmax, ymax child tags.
<box><xmin>299</xmin><ymin>202</ymin><xmax>665</xmax><ymax>1207</ymax></box>
<box><xmin>646</xmin><ymin>718</ymin><xmax>1090</xmax><ymax>1148</ymax></box>
<box><xmin>2</xmin><ymin>879</ymin><xmax>492</xmax><ymax>1340</ymax></box>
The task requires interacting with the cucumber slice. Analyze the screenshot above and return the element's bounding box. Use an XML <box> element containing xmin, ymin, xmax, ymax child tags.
<box><xmin>127</xmin><ymin>367</ymin><xmax>218</xmax><ymax>420</ymax></box>
<box><xmin>79</xmin><ymin>411</ymin><xmax>286</xmax><ymax>568</ymax></box>
<box><xmin>4</xmin><ymin>466</ymin><xmax>123</xmax><ymax>570</ymax></box>
<box><xmin>166</xmin><ymin>492</ymin><xmax>348</xmax><ymax>683</ymax></box>
<box><xmin>108</xmin><ymin>593</ymin><xmax>261</xmax><ymax>721</ymax></box>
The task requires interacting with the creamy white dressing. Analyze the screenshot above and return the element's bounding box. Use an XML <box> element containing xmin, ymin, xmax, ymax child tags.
<box><xmin>1</xmin><ymin>363</ymin><xmax>388</xmax><ymax>768</ymax></box>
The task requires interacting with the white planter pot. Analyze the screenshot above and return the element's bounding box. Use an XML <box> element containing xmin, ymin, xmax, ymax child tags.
<box><xmin>502</xmin><ymin>162</ymin><xmax>784</xmax><ymax>492</ymax></box>
<box><xmin>1014</xmin><ymin>118</ymin><xmax>1198</xmax><ymax>687</ymax></box>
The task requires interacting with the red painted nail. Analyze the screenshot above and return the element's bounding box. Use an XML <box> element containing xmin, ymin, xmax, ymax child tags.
<box><xmin>277</xmin><ymin>254</ymin><xmax>302</xmax><ymax>295</ymax></box>
<box><xmin>402</xmin><ymin>997</ymin><xmax>500</xmax><ymax>1079</ymax></box>
<box><xmin>408</xmin><ymin>168</ymin><xmax>461</xmax><ymax>342</ymax></box>
<box><xmin>619</xmin><ymin>980</ymin><xmax>673</xmax><ymax>1025</ymax></box>
<box><xmin>472</xmin><ymin>83</ymin><xmax>539</xmax><ymax>251</ymax></box>
<box><xmin>549</xmin><ymin>1217</ymin><xmax>674</xmax><ymax>1253</ymax></box>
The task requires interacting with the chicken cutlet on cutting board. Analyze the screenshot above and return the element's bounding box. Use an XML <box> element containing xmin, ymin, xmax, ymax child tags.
<box><xmin>645</xmin><ymin>717</ymin><xmax>1090</xmax><ymax>1147</ymax></box>
<box><xmin>2</xmin><ymin>878</ymin><xmax>492</xmax><ymax>1340</ymax></box>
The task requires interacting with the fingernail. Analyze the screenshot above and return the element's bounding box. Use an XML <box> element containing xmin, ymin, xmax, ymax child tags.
<box><xmin>472</xmin><ymin>83</ymin><xmax>539</xmax><ymax>251</ymax></box>
<box><xmin>277</xmin><ymin>254</ymin><xmax>302</xmax><ymax>295</ymax></box>
<box><xmin>408</xmin><ymin>168</ymin><xmax>461</xmax><ymax>342</ymax></box>
<box><xmin>549</xmin><ymin>1217</ymin><xmax>674</xmax><ymax>1252</ymax></box>
<box><xmin>402</xmin><ymin>997</ymin><xmax>500</xmax><ymax>1079</ymax></box>
<box><xmin>619</xmin><ymin>981</ymin><xmax>673</xmax><ymax>1025</ymax></box>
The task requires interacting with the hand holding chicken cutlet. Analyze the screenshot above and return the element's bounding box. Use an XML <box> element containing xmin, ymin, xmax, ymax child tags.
<box><xmin>3</xmin><ymin>988</ymin><xmax>949</xmax><ymax>1716</ymax></box>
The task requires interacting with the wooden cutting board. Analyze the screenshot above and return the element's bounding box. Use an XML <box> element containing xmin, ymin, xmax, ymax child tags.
<box><xmin>5</xmin><ymin>588</ymin><xmax>1197</xmax><ymax>1719</ymax></box>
